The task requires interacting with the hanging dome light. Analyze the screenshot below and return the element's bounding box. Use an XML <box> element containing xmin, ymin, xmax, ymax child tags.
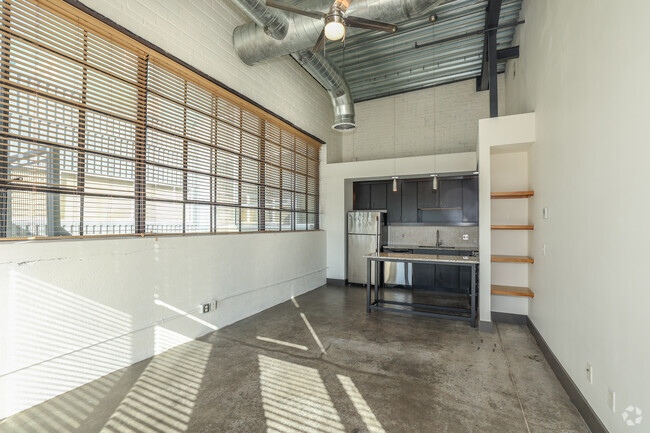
<box><xmin>324</xmin><ymin>11</ymin><xmax>345</xmax><ymax>40</ymax></box>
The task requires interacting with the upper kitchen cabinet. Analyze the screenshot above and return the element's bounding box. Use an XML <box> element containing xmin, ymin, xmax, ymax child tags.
<box><xmin>370</xmin><ymin>183</ymin><xmax>387</xmax><ymax>210</ymax></box>
<box><xmin>417</xmin><ymin>180</ymin><xmax>439</xmax><ymax>209</ymax></box>
<box><xmin>353</xmin><ymin>181</ymin><xmax>388</xmax><ymax>211</ymax></box>
<box><xmin>462</xmin><ymin>177</ymin><xmax>479</xmax><ymax>223</ymax></box>
<box><xmin>386</xmin><ymin>182</ymin><xmax>402</xmax><ymax>223</ymax></box>
<box><xmin>354</xmin><ymin>175</ymin><xmax>478</xmax><ymax>225</ymax></box>
<box><xmin>439</xmin><ymin>179</ymin><xmax>463</xmax><ymax>209</ymax></box>
<box><xmin>353</xmin><ymin>183</ymin><xmax>371</xmax><ymax>210</ymax></box>
<box><xmin>401</xmin><ymin>181</ymin><xmax>419</xmax><ymax>223</ymax></box>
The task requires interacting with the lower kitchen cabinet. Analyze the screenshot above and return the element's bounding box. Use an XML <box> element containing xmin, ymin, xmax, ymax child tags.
<box><xmin>412</xmin><ymin>249</ymin><xmax>474</xmax><ymax>293</ymax></box>
<box><xmin>435</xmin><ymin>263</ymin><xmax>460</xmax><ymax>292</ymax></box>
<box><xmin>412</xmin><ymin>248</ymin><xmax>439</xmax><ymax>291</ymax></box>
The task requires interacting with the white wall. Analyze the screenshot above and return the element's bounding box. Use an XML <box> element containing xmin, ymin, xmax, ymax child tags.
<box><xmin>78</xmin><ymin>0</ymin><xmax>341</xmax><ymax>160</ymax></box>
<box><xmin>333</xmin><ymin>76</ymin><xmax>505</xmax><ymax>163</ymax></box>
<box><xmin>321</xmin><ymin>149</ymin><xmax>477</xmax><ymax>280</ymax></box>
<box><xmin>0</xmin><ymin>231</ymin><xmax>325</xmax><ymax>418</ymax></box>
<box><xmin>0</xmin><ymin>0</ymin><xmax>332</xmax><ymax>418</ymax></box>
<box><xmin>506</xmin><ymin>1</ymin><xmax>650</xmax><ymax>431</ymax></box>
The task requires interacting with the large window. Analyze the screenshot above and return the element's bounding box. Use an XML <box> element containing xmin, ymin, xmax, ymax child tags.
<box><xmin>0</xmin><ymin>0</ymin><xmax>320</xmax><ymax>239</ymax></box>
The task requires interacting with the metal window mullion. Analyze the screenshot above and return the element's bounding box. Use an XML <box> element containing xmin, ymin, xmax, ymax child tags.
<box><xmin>210</xmin><ymin>95</ymin><xmax>217</xmax><ymax>233</ymax></box>
<box><xmin>135</xmin><ymin>54</ymin><xmax>148</xmax><ymax>234</ymax></box>
<box><xmin>237</xmin><ymin>111</ymin><xmax>242</xmax><ymax>232</ymax></box>
<box><xmin>259</xmin><ymin>121</ymin><xmax>265</xmax><ymax>231</ymax></box>
<box><xmin>182</xmin><ymin>81</ymin><xmax>188</xmax><ymax>234</ymax></box>
<box><xmin>77</xmin><ymin>29</ymin><xmax>89</xmax><ymax>236</ymax></box>
<box><xmin>292</xmin><ymin>137</ymin><xmax>296</xmax><ymax>231</ymax></box>
<box><xmin>0</xmin><ymin>1</ymin><xmax>11</xmax><ymax>239</ymax></box>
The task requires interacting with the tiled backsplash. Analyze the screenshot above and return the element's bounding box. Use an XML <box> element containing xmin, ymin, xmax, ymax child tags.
<box><xmin>388</xmin><ymin>225</ymin><xmax>478</xmax><ymax>249</ymax></box>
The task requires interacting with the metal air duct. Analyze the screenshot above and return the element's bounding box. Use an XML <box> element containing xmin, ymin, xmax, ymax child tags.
<box><xmin>230</xmin><ymin>0</ymin><xmax>451</xmax><ymax>131</ymax></box>
<box><xmin>233</xmin><ymin>0</ymin><xmax>452</xmax><ymax>65</ymax></box>
<box><xmin>292</xmin><ymin>50</ymin><xmax>355</xmax><ymax>131</ymax></box>
<box><xmin>230</xmin><ymin>0</ymin><xmax>289</xmax><ymax>39</ymax></box>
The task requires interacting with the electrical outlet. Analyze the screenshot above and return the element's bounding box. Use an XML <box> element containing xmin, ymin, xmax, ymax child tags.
<box><xmin>586</xmin><ymin>363</ymin><xmax>593</xmax><ymax>384</ymax></box>
<box><xmin>542</xmin><ymin>207</ymin><xmax>549</xmax><ymax>219</ymax></box>
<box><xmin>462</xmin><ymin>234</ymin><xmax>469</xmax><ymax>241</ymax></box>
<box><xmin>608</xmin><ymin>388</ymin><xmax>616</xmax><ymax>412</ymax></box>
<box><xmin>542</xmin><ymin>244</ymin><xmax>546</xmax><ymax>256</ymax></box>
<box><xmin>202</xmin><ymin>303</ymin><xmax>210</xmax><ymax>314</ymax></box>
<box><xmin>211</xmin><ymin>300</ymin><xmax>218</xmax><ymax>310</ymax></box>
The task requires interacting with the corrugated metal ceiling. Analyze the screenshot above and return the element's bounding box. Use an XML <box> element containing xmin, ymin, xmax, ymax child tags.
<box><xmin>324</xmin><ymin>0</ymin><xmax>523</xmax><ymax>102</ymax></box>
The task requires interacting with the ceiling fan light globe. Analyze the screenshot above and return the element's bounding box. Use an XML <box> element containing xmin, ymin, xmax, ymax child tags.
<box><xmin>325</xmin><ymin>21</ymin><xmax>345</xmax><ymax>40</ymax></box>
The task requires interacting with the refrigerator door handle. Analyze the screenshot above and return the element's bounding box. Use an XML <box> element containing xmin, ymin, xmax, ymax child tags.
<box><xmin>376</xmin><ymin>216</ymin><xmax>380</xmax><ymax>255</ymax></box>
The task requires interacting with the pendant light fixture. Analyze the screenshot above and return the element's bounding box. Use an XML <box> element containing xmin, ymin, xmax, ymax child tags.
<box><xmin>392</xmin><ymin>176</ymin><xmax>398</xmax><ymax>192</ymax></box>
<box><xmin>431</xmin><ymin>174</ymin><xmax>438</xmax><ymax>190</ymax></box>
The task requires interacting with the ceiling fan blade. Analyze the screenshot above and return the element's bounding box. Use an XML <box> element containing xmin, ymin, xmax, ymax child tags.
<box><xmin>265</xmin><ymin>0</ymin><xmax>325</xmax><ymax>20</ymax></box>
<box><xmin>312</xmin><ymin>29</ymin><xmax>326</xmax><ymax>53</ymax></box>
<box><xmin>345</xmin><ymin>15</ymin><xmax>397</xmax><ymax>33</ymax></box>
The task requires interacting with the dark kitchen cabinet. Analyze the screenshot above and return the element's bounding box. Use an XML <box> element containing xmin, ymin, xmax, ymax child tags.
<box><xmin>386</xmin><ymin>181</ymin><xmax>402</xmax><ymax>223</ymax></box>
<box><xmin>353</xmin><ymin>183</ymin><xmax>371</xmax><ymax>210</ymax></box>
<box><xmin>370</xmin><ymin>183</ymin><xmax>387</xmax><ymax>210</ymax></box>
<box><xmin>412</xmin><ymin>248</ymin><xmax>436</xmax><ymax>290</ymax></box>
<box><xmin>354</xmin><ymin>174</ymin><xmax>478</xmax><ymax>224</ymax></box>
<box><xmin>435</xmin><ymin>264</ymin><xmax>460</xmax><ymax>291</ymax></box>
<box><xmin>439</xmin><ymin>179</ymin><xmax>463</xmax><ymax>209</ymax></box>
<box><xmin>462</xmin><ymin>177</ymin><xmax>478</xmax><ymax>222</ymax></box>
<box><xmin>401</xmin><ymin>181</ymin><xmax>418</xmax><ymax>222</ymax></box>
<box><xmin>417</xmin><ymin>180</ymin><xmax>438</xmax><ymax>209</ymax></box>
<box><xmin>431</xmin><ymin>249</ymin><xmax>461</xmax><ymax>292</ymax></box>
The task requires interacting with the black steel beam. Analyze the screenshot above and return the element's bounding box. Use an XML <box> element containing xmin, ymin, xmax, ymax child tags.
<box><xmin>488</xmin><ymin>29</ymin><xmax>498</xmax><ymax>117</ymax></box>
<box><xmin>478</xmin><ymin>0</ymin><xmax>503</xmax><ymax>92</ymax></box>
<box><xmin>497</xmin><ymin>45</ymin><xmax>519</xmax><ymax>62</ymax></box>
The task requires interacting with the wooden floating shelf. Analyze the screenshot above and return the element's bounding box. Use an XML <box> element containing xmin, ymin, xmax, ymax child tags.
<box><xmin>491</xmin><ymin>225</ymin><xmax>534</xmax><ymax>230</ymax></box>
<box><xmin>491</xmin><ymin>191</ymin><xmax>535</xmax><ymax>199</ymax></box>
<box><xmin>491</xmin><ymin>255</ymin><xmax>534</xmax><ymax>264</ymax></box>
<box><xmin>491</xmin><ymin>285</ymin><xmax>534</xmax><ymax>298</ymax></box>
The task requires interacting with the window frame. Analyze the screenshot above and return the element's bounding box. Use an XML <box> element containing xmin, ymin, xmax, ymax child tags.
<box><xmin>0</xmin><ymin>0</ymin><xmax>322</xmax><ymax>241</ymax></box>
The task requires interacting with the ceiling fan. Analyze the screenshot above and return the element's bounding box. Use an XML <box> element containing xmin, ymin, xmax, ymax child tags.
<box><xmin>265</xmin><ymin>0</ymin><xmax>398</xmax><ymax>52</ymax></box>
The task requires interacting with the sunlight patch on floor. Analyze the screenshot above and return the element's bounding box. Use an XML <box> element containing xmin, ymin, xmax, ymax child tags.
<box><xmin>258</xmin><ymin>355</ymin><xmax>345</xmax><ymax>433</ymax></box>
<box><xmin>337</xmin><ymin>375</ymin><xmax>386</xmax><ymax>433</ymax></box>
<box><xmin>99</xmin><ymin>331</ymin><xmax>212</xmax><ymax>433</ymax></box>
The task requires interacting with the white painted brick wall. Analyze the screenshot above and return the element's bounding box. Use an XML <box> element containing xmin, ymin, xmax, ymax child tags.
<box><xmin>339</xmin><ymin>75</ymin><xmax>506</xmax><ymax>162</ymax></box>
<box><xmin>78</xmin><ymin>0</ymin><xmax>341</xmax><ymax>158</ymax></box>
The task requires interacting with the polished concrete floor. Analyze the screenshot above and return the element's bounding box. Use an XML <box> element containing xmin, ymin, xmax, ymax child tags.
<box><xmin>1</xmin><ymin>285</ymin><xmax>590</xmax><ymax>433</ymax></box>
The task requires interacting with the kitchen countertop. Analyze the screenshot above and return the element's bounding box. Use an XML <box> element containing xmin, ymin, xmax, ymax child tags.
<box><xmin>384</xmin><ymin>244</ymin><xmax>478</xmax><ymax>251</ymax></box>
<box><xmin>364</xmin><ymin>252</ymin><xmax>479</xmax><ymax>264</ymax></box>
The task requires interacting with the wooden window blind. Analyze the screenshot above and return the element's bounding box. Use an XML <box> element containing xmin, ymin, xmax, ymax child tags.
<box><xmin>0</xmin><ymin>0</ymin><xmax>320</xmax><ymax>240</ymax></box>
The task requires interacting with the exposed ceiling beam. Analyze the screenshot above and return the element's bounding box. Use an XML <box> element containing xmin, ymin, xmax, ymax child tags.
<box><xmin>497</xmin><ymin>46</ymin><xmax>519</xmax><ymax>62</ymax></box>
<box><xmin>478</xmin><ymin>0</ymin><xmax>502</xmax><ymax>92</ymax></box>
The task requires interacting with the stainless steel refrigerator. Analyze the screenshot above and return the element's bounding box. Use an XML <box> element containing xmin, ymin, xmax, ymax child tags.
<box><xmin>347</xmin><ymin>211</ymin><xmax>387</xmax><ymax>285</ymax></box>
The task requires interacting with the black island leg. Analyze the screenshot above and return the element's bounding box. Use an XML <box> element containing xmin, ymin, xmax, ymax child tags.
<box><xmin>366</xmin><ymin>258</ymin><xmax>372</xmax><ymax>313</ymax></box>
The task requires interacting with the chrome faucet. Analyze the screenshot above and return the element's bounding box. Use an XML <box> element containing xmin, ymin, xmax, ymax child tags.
<box><xmin>436</xmin><ymin>229</ymin><xmax>441</xmax><ymax>247</ymax></box>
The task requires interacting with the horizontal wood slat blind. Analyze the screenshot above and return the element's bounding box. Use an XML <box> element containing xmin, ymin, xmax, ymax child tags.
<box><xmin>0</xmin><ymin>0</ymin><xmax>320</xmax><ymax>240</ymax></box>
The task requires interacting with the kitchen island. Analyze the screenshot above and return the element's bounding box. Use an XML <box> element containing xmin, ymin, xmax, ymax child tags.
<box><xmin>364</xmin><ymin>252</ymin><xmax>479</xmax><ymax>326</ymax></box>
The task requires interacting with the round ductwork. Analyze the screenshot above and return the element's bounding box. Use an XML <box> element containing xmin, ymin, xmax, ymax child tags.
<box><xmin>333</xmin><ymin>118</ymin><xmax>356</xmax><ymax>131</ymax></box>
